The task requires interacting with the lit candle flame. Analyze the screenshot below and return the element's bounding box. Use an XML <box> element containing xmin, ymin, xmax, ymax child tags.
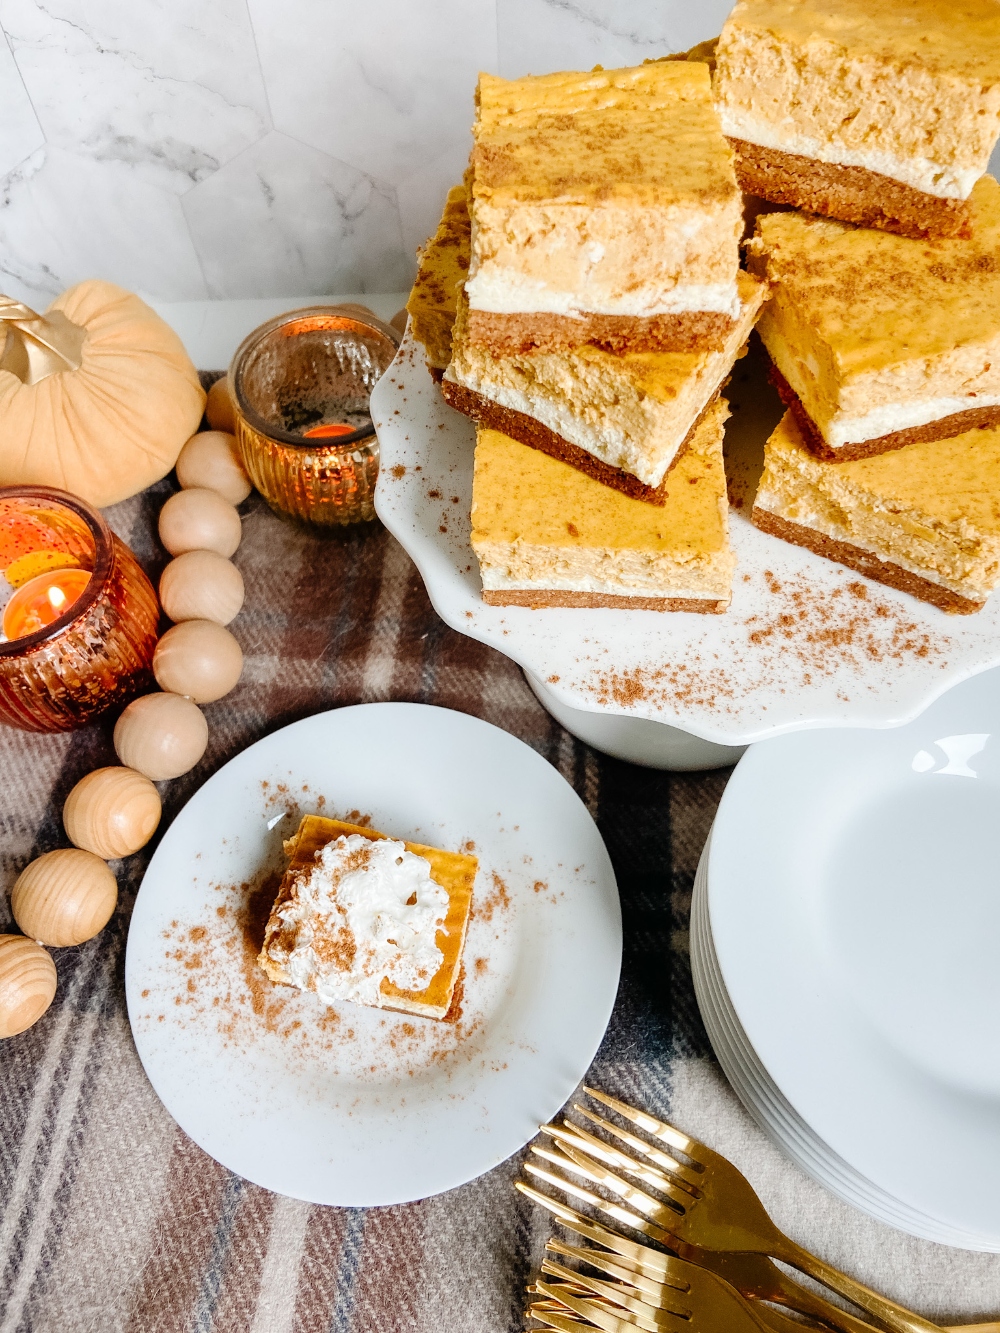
<box><xmin>48</xmin><ymin>585</ymin><xmax>67</xmax><ymax>610</ymax></box>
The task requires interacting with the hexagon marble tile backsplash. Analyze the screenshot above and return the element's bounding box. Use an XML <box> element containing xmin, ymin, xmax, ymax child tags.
<box><xmin>0</xmin><ymin>0</ymin><xmax>739</xmax><ymax>306</ymax></box>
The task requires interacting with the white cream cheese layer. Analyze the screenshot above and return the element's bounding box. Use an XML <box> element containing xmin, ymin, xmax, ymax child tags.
<box><xmin>444</xmin><ymin>368</ymin><xmax>709</xmax><ymax>488</ymax></box>
<box><xmin>719</xmin><ymin>109</ymin><xmax>980</xmax><ymax>201</ymax></box>
<box><xmin>823</xmin><ymin>393</ymin><xmax>1000</xmax><ymax>449</ymax></box>
<box><xmin>480</xmin><ymin>566</ymin><xmax>727</xmax><ymax>602</ymax></box>
<box><xmin>465</xmin><ymin>270</ymin><xmax>742</xmax><ymax>318</ymax></box>
<box><xmin>279</xmin><ymin>834</ymin><xmax>447</xmax><ymax>1008</ymax></box>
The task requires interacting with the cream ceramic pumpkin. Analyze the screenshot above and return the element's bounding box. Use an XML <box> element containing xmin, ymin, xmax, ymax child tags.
<box><xmin>0</xmin><ymin>282</ymin><xmax>206</xmax><ymax>507</ymax></box>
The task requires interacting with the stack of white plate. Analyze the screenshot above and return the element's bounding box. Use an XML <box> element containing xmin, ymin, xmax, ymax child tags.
<box><xmin>691</xmin><ymin>666</ymin><xmax>1000</xmax><ymax>1250</ymax></box>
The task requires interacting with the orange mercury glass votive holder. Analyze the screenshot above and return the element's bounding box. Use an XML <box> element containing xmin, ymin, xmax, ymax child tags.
<box><xmin>229</xmin><ymin>304</ymin><xmax>401</xmax><ymax>528</ymax></box>
<box><xmin>0</xmin><ymin>486</ymin><xmax>160</xmax><ymax>732</ymax></box>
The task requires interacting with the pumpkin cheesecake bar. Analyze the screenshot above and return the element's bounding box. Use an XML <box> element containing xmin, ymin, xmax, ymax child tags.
<box><xmin>466</xmin><ymin>61</ymin><xmax>743</xmax><ymax>355</ymax></box>
<box><xmin>405</xmin><ymin>184</ymin><xmax>471</xmax><ymax>380</ymax></box>
<box><xmin>443</xmin><ymin>271</ymin><xmax>765</xmax><ymax>504</ymax></box>
<box><xmin>752</xmin><ymin>411</ymin><xmax>1000</xmax><ymax>614</ymax></box>
<box><xmin>714</xmin><ymin>0</ymin><xmax>1000</xmax><ymax>240</ymax></box>
<box><xmin>471</xmin><ymin>398</ymin><xmax>735</xmax><ymax>612</ymax></box>
<box><xmin>259</xmin><ymin>815</ymin><xmax>477</xmax><ymax>1020</ymax></box>
<box><xmin>746</xmin><ymin>176</ymin><xmax>1000</xmax><ymax>463</ymax></box>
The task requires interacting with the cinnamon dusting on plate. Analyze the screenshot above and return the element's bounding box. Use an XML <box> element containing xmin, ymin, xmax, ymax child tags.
<box><xmin>587</xmin><ymin>571</ymin><xmax>946</xmax><ymax>715</ymax></box>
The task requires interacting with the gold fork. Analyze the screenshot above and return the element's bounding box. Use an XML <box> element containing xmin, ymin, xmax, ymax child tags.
<box><xmin>523</xmin><ymin>1094</ymin><xmax>1000</xmax><ymax>1333</ymax></box>
<box><xmin>533</xmin><ymin>1116</ymin><xmax>893</xmax><ymax>1333</ymax></box>
<box><xmin>525</xmin><ymin>1248</ymin><xmax>791</xmax><ymax>1333</ymax></box>
<box><xmin>530</xmin><ymin>1239</ymin><xmax>999</xmax><ymax>1333</ymax></box>
<box><xmin>569</xmin><ymin>1087</ymin><xmax>949</xmax><ymax>1333</ymax></box>
<box><xmin>533</xmin><ymin>1247</ymin><xmax>836</xmax><ymax>1333</ymax></box>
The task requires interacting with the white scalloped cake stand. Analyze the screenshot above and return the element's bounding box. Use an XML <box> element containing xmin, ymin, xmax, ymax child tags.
<box><xmin>371</xmin><ymin>330</ymin><xmax>1000</xmax><ymax>757</ymax></box>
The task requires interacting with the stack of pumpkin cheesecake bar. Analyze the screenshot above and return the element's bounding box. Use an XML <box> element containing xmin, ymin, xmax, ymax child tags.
<box><xmin>407</xmin><ymin>0</ymin><xmax>1000</xmax><ymax>616</ymax></box>
<box><xmin>409</xmin><ymin>58</ymin><xmax>766</xmax><ymax>614</ymax></box>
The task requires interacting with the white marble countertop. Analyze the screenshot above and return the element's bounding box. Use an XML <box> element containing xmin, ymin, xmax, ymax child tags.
<box><xmin>150</xmin><ymin>293</ymin><xmax>409</xmax><ymax>371</ymax></box>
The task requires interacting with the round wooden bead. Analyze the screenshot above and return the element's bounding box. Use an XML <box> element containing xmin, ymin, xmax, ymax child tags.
<box><xmin>153</xmin><ymin>620</ymin><xmax>243</xmax><ymax>703</ymax></box>
<box><xmin>159</xmin><ymin>485</ymin><xmax>241</xmax><ymax>557</ymax></box>
<box><xmin>159</xmin><ymin>488</ymin><xmax>241</xmax><ymax>558</ymax></box>
<box><xmin>206</xmin><ymin>377</ymin><xmax>236</xmax><ymax>434</ymax></box>
<box><xmin>114</xmin><ymin>692</ymin><xmax>209</xmax><ymax>780</ymax></box>
<box><xmin>11</xmin><ymin>850</ymin><xmax>118</xmax><ymax>947</ymax></box>
<box><xmin>0</xmin><ymin>935</ymin><xmax>57</xmax><ymax>1038</ymax></box>
<box><xmin>63</xmin><ymin>766</ymin><xmax>162</xmax><ymax>859</ymax></box>
<box><xmin>158</xmin><ymin>550</ymin><xmax>245</xmax><ymax>626</ymax></box>
<box><xmin>176</xmin><ymin>430</ymin><xmax>252</xmax><ymax>505</ymax></box>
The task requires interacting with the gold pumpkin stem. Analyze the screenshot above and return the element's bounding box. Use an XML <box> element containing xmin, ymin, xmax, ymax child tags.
<box><xmin>0</xmin><ymin>293</ymin><xmax>87</xmax><ymax>385</ymax></box>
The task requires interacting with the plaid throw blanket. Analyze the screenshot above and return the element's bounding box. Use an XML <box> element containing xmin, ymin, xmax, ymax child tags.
<box><xmin>2</xmin><ymin>436</ymin><xmax>999</xmax><ymax>1329</ymax></box>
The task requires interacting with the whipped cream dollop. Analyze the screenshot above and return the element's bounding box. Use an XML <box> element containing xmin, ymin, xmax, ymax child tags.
<box><xmin>279</xmin><ymin>834</ymin><xmax>448</xmax><ymax>1008</ymax></box>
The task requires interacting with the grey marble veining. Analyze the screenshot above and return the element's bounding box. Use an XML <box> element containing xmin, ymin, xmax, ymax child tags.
<box><xmin>0</xmin><ymin>0</ymin><xmax>998</xmax><ymax>304</ymax></box>
<box><xmin>0</xmin><ymin>27</ymin><xmax>42</xmax><ymax>180</ymax></box>
<box><xmin>245</xmin><ymin>0</ymin><xmax>496</xmax><ymax>186</ymax></box>
<box><xmin>0</xmin><ymin>145</ymin><xmax>208</xmax><ymax>306</ymax></box>
<box><xmin>496</xmin><ymin>0</ymin><xmax>727</xmax><ymax>77</ymax></box>
<box><xmin>181</xmin><ymin>130</ymin><xmax>410</xmax><ymax>300</ymax></box>
<box><xmin>0</xmin><ymin>0</ymin><xmax>271</xmax><ymax>194</ymax></box>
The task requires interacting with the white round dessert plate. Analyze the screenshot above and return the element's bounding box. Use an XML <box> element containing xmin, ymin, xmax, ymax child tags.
<box><xmin>704</xmin><ymin>666</ymin><xmax>1000</xmax><ymax>1246</ymax></box>
<box><xmin>691</xmin><ymin>843</ymin><xmax>997</xmax><ymax>1248</ymax></box>
<box><xmin>371</xmin><ymin>332</ymin><xmax>1000</xmax><ymax>746</ymax></box>
<box><xmin>125</xmin><ymin>702</ymin><xmax>621</xmax><ymax>1206</ymax></box>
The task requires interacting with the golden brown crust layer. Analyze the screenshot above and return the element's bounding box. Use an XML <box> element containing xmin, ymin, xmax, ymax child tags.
<box><xmin>751</xmin><ymin>506</ymin><xmax>984</xmax><ymax>614</ymax></box>
<box><xmin>482</xmin><ymin>588</ymin><xmax>728</xmax><ymax>612</ymax></box>
<box><xmin>440</xmin><ymin>378</ymin><xmax>710</xmax><ymax>504</ymax></box>
<box><xmin>730</xmin><ymin>139</ymin><xmax>973</xmax><ymax>241</ymax></box>
<box><xmin>465</xmin><ymin>308</ymin><xmax>736</xmax><ymax>355</ymax></box>
<box><xmin>769</xmin><ymin>363</ymin><xmax>1000</xmax><ymax>462</ymax></box>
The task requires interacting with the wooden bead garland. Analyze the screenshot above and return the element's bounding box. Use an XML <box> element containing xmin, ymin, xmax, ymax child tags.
<box><xmin>159</xmin><ymin>548</ymin><xmax>245</xmax><ymax>626</ymax></box>
<box><xmin>5</xmin><ymin>378</ymin><xmax>252</xmax><ymax>1038</ymax></box>
<box><xmin>176</xmin><ymin>430</ymin><xmax>252</xmax><ymax>505</ymax></box>
<box><xmin>12</xmin><ymin>849</ymin><xmax>118</xmax><ymax>947</ymax></box>
<box><xmin>153</xmin><ymin>620</ymin><xmax>243</xmax><ymax>703</ymax></box>
<box><xmin>205</xmin><ymin>376</ymin><xmax>236</xmax><ymax>434</ymax></box>
<box><xmin>159</xmin><ymin>487</ymin><xmax>242</xmax><ymax>558</ymax></box>
<box><xmin>114</xmin><ymin>691</ymin><xmax>210</xmax><ymax>780</ymax></box>
<box><xmin>0</xmin><ymin>935</ymin><xmax>58</xmax><ymax>1038</ymax></box>
<box><xmin>63</xmin><ymin>766</ymin><xmax>161</xmax><ymax>859</ymax></box>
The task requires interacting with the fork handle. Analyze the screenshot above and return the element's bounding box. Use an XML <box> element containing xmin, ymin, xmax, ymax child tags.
<box><xmin>776</xmin><ymin>1236</ymin><xmax>946</xmax><ymax>1333</ymax></box>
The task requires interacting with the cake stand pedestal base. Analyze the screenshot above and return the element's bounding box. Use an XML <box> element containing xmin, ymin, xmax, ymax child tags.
<box><xmin>524</xmin><ymin>672</ymin><xmax>747</xmax><ymax>771</ymax></box>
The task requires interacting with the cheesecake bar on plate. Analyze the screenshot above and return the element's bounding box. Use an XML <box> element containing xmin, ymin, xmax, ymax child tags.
<box><xmin>405</xmin><ymin>183</ymin><xmax>471</xmax><ymax>380</ymax></box>
<box><xmin>471</xmin><ymin>398</ymin><xmax>735</xmax><ymax>612</ymax></box>
<box><xmin>714</xmin><ymin>0</ymin><xmax>1000</xmax><ymax>239</ymax></box>
<box><xmin>746</xmin><ymin>176</ymin><xmax>1000</xmax><ymax>462</ymax></box>
<box><xmin>466</xmin><ymin>61</ymin><xmax>743</xmax><ymax>355</ymax></box>
<box><xmin>753</xmin><ymin>411</ymin><xmax>1000</xmax><ymax>614</ymax></box>
<box><xmin>443</xmin><ymin>273</ymin><xmax>766</xmax><ymax>505</ymax></box>
<box><xmin>259</xmin><ymin>816</ymin><xmax>477</xmax><ymax>1019</ymax></box>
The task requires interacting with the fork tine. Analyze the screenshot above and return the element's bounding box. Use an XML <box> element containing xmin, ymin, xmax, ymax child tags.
<box><xmin>554</xmin><ymin>1139</ymin><xmax>687</xmax><ymax>1230</ymax></box>
<box><xmin>515</xmin><ymin>1182</ymin><xmax>675</xmax><ymax>1280</ymax></box>
<box><xmin>583</xmin><ymin>1088</ymin><xmax>705</xmax><ymax>1167</ymax></box>
<box><xmin>526</xmin><ymin>1304</ymin><xmax>599</xmax><ymax>1332</ymax></box>
<box><xmin>541</xmin><ymin>1257</ymin><xmax>691</xmax><ymax>1321</ymax></box>
<box><xmin>532</xmin><ymin>1142</ymin><xmax>611</xmax><ymax>1191</ymax></box>
<box><xmin>535</xmin><ymin>1279</ymin><xmax>665</xmax><ymax>1333</ymax></box>
<box><xmin>522</xmin><ymin>1162</ymin><xmax>678</xmax><ymax>1248</ymax></box>
<box><xmin>545</xmin><ymin>1240</ymin><xmax>681</xmax><ymax>1306</ymax></box>
<box><xmin>571</xmin><ymin>1106</ymin><xmax>702</xmax><ymax>1194</ymax></box>
<box><xmin>526</xmin><ymin>1303</ymin><xmax>603</xmax><ymax>1332</ymax></box>
<box><xmin>545</xmin><ymin>1122</ymin><xmax>695</xmax><ymax>1210</ymax></box>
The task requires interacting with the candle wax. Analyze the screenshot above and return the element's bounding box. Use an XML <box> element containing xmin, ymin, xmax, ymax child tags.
<box><xmin>3</xmin><ymin>568</ymin><xmax>91</xmax><ymax>641</ymax></box>
<box><xmin>303</xmin><ymin>423</ymin><xmax>355</xmax><ymax>439</ymax></box>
